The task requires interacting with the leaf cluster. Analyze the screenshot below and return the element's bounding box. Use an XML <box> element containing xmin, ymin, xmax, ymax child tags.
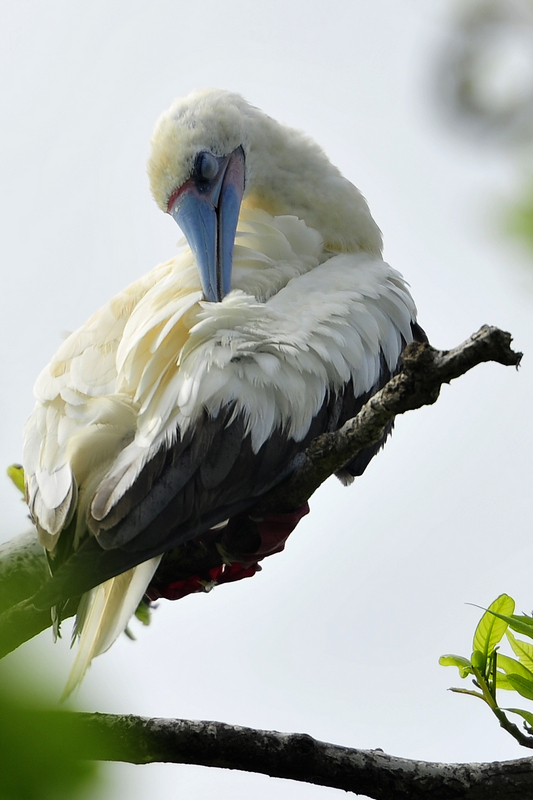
<box><xmin>440</xmin><ymin>594</ymin><xmax>533</xmax><ymax>747</ymax></box>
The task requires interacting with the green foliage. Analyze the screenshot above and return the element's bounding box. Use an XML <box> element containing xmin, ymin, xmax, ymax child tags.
<box><xmin>6</xmin><ymin>464</ymin><xmax>25</xmax><ymax>495</ymax></box>
<box><xmin>134</xmin><ymin>598</ymin><xmax>153</xmax><ymax>626</ymax></box>
<box><xmin>472</xmin><ymin>593</ymin><xmax>514</xmax><ymax>668</ymax></box>
<box><xmin>439</xmin><ymin>654</ymin><xmax>473</xmax><ymax>678</ymax></box>
<box><xmin>440</xmin><ymin>594</ymin><xmax>533</xmax><ymax>747</ymax></box>
<box><xmin>506</xmin><ymin>185</ymin><xmax>533</xmax><ymax>254</ymax></box>
<box><xmin>507</xmin><ymin>629</ymin><xmax>533</xmax><ymax>672</ymax></box>
<box><xmin>0</xmin><ymin>662</ymin><xmax>103</xmax><ymax>800</ymax></box>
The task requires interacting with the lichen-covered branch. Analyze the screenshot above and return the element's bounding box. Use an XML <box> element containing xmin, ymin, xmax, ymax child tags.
<box><xmin>0</xmin><ymin>326</ymin><xmax>522</xmax><ymax>658</ymax></box>
<box><xmin>27</xmin><ymin>711</ymin><xmax>533</xmax><ymax>799</ymax></box>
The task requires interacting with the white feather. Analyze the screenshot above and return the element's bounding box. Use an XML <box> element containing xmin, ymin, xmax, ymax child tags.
<box><xmin>62</xmin><ymin>556</ymin><xmax>161</xmax><ymax>699</ymax></box>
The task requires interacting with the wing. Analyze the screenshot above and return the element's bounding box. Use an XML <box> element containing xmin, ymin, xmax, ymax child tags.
<box><xmin>23</xmin><ymin>255</ymin><xmax>198</xmax><ymax>547</ymax></box>
<box><xmin>32</xmin><ymin>238</ymin><xmax>418</xmax><ymax>608</ymax></box>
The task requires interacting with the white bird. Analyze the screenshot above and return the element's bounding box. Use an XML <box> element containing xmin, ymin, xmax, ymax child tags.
<box><xmin>23</xmin><ymin>89</ymin><xmax>424</xmax><ymax>694</ymax></box>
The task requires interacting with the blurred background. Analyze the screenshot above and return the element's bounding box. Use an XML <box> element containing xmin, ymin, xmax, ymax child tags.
<box><xmin>1</xmin><ymin>0</ymin><xmax>533</xmax><ymax>797</ymax></box>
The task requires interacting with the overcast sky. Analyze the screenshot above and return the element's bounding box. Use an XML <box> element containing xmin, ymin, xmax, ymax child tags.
<box><xmin>2</xmin><ymin>1</ymin><xmax>533</xmax><ymax>798</ymax></box>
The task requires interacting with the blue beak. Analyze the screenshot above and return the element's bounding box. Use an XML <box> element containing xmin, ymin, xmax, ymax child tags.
<box><xmin>168</xmin><ymin>147</ymin><xmax>245</xmax><ymax>302</ymax></box>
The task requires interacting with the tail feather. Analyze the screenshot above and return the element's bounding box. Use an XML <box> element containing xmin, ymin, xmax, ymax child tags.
<box><xmin>62</xmin><ymin>556</ymin><xmax>161</xmax><ymax>699</ymax></box>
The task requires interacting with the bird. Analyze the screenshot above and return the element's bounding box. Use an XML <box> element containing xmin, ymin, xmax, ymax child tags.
<box><xmin>23</xmin><ymin>88</ymin><xmax>424</xmax><ymax>694</ymax></box>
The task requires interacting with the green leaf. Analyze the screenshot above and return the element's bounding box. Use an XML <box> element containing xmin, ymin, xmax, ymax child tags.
<box><xmin>504</xmin><ymin>615</ymin><xmax>533</xmax><ymax>639</ymax></box>
<box><xmin>471</xmin><ymin>649</ymin><xmax>486</xmax><ymax>672</ymax></box>
<box><xmin>439</xmin><ymin>654</ymin><xmax>473</xmax><ymax>678</ymax></box>
<box><xmin>506</xmin><ymin>708</ymin><xmax>533</xmax><ymax>731</ymax></box>
<box><xmin>135</xmin><ymin>598</ymin><xmax>152</xmax><ymax>626</ymax></box>
<box><xmin>505</xmin><ymin>673</ymin><xmax>533</xmax><ymax>701</ymax></box>
<box><xmin>496</xmin><ymin>672</ymin><xmax>514</xmax><ymax>691</ymax></box>
<box><xmin>496</xmin><ymin>653</ymin><xmax>533</xmax><ymax>681</ymax></box>
<box><xmin>472</xmin><ymin>594</ymin><xmax>515</xmax><ymax>672</ymax></box>
<box><xmin>507</xmin><ymin>630</ymin><xmax>533</xmax><ymax>672</ymax></box>
<box><xmin>6</xmin><ymin>463</ymin><xmax>25</xmax><ymax>494</ymax></box>
<box><xmin>485</xmin><ymin>612</ymin><xmax>533</xmax><ymax>639</ymax></box>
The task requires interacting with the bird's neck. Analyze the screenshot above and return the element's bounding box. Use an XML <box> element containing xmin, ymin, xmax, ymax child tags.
<box><xmin>243</xmin><ymin>117</ymin><xmax>383</xmax><ymax>256</ymax></box>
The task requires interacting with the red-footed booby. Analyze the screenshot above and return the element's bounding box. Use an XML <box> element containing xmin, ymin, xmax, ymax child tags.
<box><xmin>23</xmin><ymin>89</ymin><xmax>425</xmax><ymax>694</ymax></box>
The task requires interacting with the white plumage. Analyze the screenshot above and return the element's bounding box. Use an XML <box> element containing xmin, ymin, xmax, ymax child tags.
<box><xmin>23</xmin><ymin>89</ymin><xmax>421</xmax><ymax>693</ymax></box>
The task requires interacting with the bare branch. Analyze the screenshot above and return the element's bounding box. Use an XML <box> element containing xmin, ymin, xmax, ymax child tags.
<box><xmin>29</xmin><ymin>711</ymin><xmax>533</xmax><ymax>799</ymax></box>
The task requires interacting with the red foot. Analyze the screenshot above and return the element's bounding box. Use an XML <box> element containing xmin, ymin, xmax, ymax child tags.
<box><xmin>148</xmin><ymin>503</ymin><xmax>310</xmax><ymax>602</ymax></box>
<box><xmin>229</xmin><ymin>502</ymin><xmax>310</xmax><ymax>562</ymax></box>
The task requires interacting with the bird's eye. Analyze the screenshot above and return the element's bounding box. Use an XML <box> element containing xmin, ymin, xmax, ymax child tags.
<box><xmin>195</xmin><ymin>152</ymin><xmax>219</xmax><ymax>181</ymax></box>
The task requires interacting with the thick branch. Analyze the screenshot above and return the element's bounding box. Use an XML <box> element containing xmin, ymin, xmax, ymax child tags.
<box><xmin>0</xmin><ymin>326</ymin><xmax>522</xmax><ymax>657</ymax></box>
<box><xmin>28</xmin><ymin>711</ymin><xmax>533</xmax><ymax>799</ymax></box>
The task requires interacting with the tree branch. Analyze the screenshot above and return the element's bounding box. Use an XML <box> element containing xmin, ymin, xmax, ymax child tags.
<box><xmin>0</xmin><ymin>326</ymin><xmax>522</xmax><ymax>658</ymax></box>
<box><xmin>254</xmin><ymin>325</ymin><xmax>521</xmax><ymax>513</ymax></box>
<box><xmin>27</xmin><ymin>711</ymin><xmax>533</xmax><ymax>799</ymax></box>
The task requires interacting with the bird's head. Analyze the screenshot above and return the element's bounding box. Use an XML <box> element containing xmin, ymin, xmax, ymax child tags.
<box><xmin>147</xmin><ymin>88</ymin><xmax>383</xmax><ymax>302</ymax></box>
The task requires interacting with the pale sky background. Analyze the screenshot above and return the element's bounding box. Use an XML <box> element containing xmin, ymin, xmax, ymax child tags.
<box><xmin>2</xmin><ymin>1</ymin><xmax>533</xmax><ymax>798</ymax></box>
